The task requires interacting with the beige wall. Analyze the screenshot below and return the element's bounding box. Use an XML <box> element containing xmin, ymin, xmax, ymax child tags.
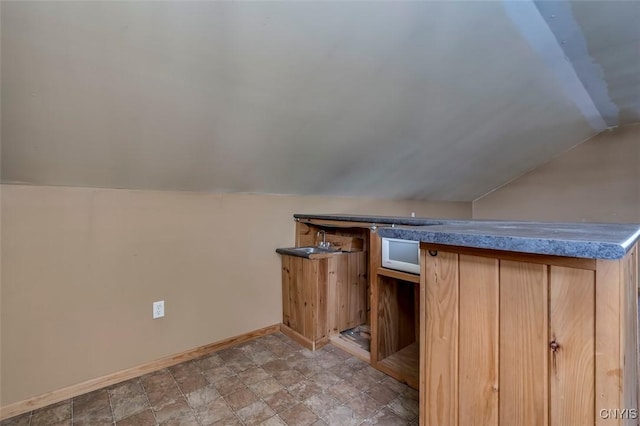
<box><xmin>0</xmin><ymin>184</ymin><xmax>470</xmax><ymax>405</ymax></box>
<box><xmin>473</xmin><ymin>124</ymin><xmax>640</xmax><ymax>223</ymax></box>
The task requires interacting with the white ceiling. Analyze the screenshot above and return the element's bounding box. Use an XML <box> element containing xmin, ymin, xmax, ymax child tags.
<box><xmin>2</xmin><ymin>1</ymin><xmax>639</xmax><ymax>201</ymax></box>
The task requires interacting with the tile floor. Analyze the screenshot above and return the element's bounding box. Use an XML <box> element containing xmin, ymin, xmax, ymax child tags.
<box><xmin>1</xmin><ymin>332</ymin><xmax>419</xmax><ymax>425</ymax></box>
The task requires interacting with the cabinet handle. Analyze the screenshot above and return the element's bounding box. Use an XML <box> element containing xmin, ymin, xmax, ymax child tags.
<box><xmin>550</xmin><ymin>339</ymin><xmax>560</xmax><ymax>375</ymax></box>
<box><xmin>428</xmin><ymin>250</ymin><xmax>438</xmax><ymax>257</ymax></box>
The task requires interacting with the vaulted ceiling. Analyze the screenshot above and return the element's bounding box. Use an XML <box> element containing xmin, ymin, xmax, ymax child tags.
<box><xmin>2</xmin><ymin>1</ymin><xmax>639</xmax><ymax>201</ymax></box>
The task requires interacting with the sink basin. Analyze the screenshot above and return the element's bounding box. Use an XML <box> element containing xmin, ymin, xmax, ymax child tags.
<box><xmin>275</xmin><ymin>246</ymin><xmax>341</xmax><ymax>259</ymax></box>
<box><xmin>294</xmin><ymin>247</ymin><xmax>340</xmax><ymax>255</ymax></box>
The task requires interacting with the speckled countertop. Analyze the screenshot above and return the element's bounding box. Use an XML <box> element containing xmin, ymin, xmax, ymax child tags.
<box><xmin>293</xmin><ymin>214</ymin><xmax>640</xmax><ymax>260</ymax></box>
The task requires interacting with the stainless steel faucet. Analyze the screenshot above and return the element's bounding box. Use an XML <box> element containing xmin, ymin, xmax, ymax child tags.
<box><xmin>317</xmin><ymin>230</ymin><xmax>329</xmax><ymax>248</ymax></box>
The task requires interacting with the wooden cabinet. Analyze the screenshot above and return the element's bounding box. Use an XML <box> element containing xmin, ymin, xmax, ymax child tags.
<box><xmin>371</xmin><ymin>267</ymin><xmax>420</xmax><ymax>389</ymax></box>
<box><xmin>280</xmin><ymin>251</ymin><xmax>367</xmax><ymax>350</ymax></box>
<box><xmin>420</xmin><ymin>243</ymin><xmax>639</xmax><ymax>426</ymax></box>
<box><xmin>291</xmin><ymin>220</ymin><xmax>422</xmax><ymax>386</ymax></box>
<box><xmin>281</xmin><ymin>255</ymin><xmax>329</xmax><ymax>350</ymax></box>
<box><xmin>366</xmin><ymin>229</ymin><xmax>421</xmax><ymax>389</ymax></box>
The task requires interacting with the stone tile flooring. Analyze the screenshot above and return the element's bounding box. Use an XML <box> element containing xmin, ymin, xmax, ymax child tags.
<box><xmin>1</xmin><ymin>332</ymin><xmax>419</xmax><ymax>425</ymax></box>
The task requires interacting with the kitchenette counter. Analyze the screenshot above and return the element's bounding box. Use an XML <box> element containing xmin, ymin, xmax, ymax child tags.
<box><xmin>379</xmin><ymin>221</ymin><xmax>640</xmax><ymax>260</ymax></box>
<box><xmin>293</xmin><ymin>213</ymin><xmax>640</xmax><ymax>424</ymax></box>
<box><xmin>294</xmin><ymin>214</ymin><xmax>640</xmax><ymax>260</ymax></box>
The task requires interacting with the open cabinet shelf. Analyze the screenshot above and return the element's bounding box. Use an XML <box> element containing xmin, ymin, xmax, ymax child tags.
<box><xmin>377</xmin><ymin>341</ymin><xmax>419</xmax><ymax>389</ymax></box>
<box><xmin>372</xmin><ymin>273</ymin><xmax>420</xmax><ymax>389</ymax></box>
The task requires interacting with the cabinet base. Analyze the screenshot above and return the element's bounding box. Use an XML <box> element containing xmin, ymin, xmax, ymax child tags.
<box><xmin>329</xmin><ymin>335</ymin><xmax>371</xmax><ymax>363</ymax></box>
<box><xmin>279</xmin><ymin>324</ymin><xmax>329</xmax><ymax>351</ymax></box>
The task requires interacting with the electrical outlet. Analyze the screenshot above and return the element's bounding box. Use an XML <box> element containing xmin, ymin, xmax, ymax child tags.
<box><xmin>153</xmin><ymin>300</ymin><xmax>164</xmax><ymax>319</ymax></box>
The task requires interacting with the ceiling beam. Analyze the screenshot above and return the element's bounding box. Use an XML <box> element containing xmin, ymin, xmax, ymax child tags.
<box><xmin>503</xmin><ymin>0</ymin><xmax>614</xmax><ymax>131</ymax></box>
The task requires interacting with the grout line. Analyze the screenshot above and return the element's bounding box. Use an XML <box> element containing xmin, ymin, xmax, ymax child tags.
<box><xmin>139</xmin><ymin>373</ymin><xmax>165</xmax><ymax>426</ymax></box>
<box><xmin>165</xmin><ymin>362</ymin><xmax>208</xmax><ymax>426</ymax></box>
<box><xmin>216</xmin><ymin>360</ymin><xmax>250</xmax><ymax>426</ymax></box>
<box><xmin>105</xmin><ymin>386</ymin><xmax>116</xmax><ymax>425</ymax></box>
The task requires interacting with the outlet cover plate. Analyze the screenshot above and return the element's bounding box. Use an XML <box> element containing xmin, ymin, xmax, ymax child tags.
<box><xmin>153</xmin><ymin>300</ymin><xmax>164</xmax><ymax>319</ymax></box>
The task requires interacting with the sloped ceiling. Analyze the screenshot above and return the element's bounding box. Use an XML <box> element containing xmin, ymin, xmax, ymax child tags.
<box><xmin>1</xmin><ymin>1</ymin><xmax>639</xmax><ymax>201</ymax></box>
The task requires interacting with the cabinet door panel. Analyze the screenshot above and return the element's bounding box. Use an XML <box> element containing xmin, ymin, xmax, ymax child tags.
<box><xmin>423</xmin><ymin>251</ymin><xmax>459</xmax><ymax>426</ymax></box>
<box><xmin>316</xmin><ymin>258</ymin><xmax>328</xmax><ymax>341</ymax></box>
<box><xmin>282</xmin><ymin>255</ymin><xmax>291</xmax><ymax>327</ymax></box>
<box><xmin>347</xmin><ymin>252</ymin><xmax>367</xmax><ymax>328</ymax></box>
<box><xmin>326</xmin><ymin>257</ymin><xmax>338</xmax><ymax>336</ymax></box>
<box><xmin>302</xmin><ymin>259</ymin><xmax>318</xmax><ymax>339</ymax></box>
<box><xmin>549</xmin><ymin>266</ymin><xmax>595</xmax><ymax>426</ymax></box>
<box><xmin>336</xmin><ymin>255</ymin><xmax>350</xmax><ymax>331</ymax></box>
<box><xmin>286</xmin><ymin>257</ymin><xmax>304</xmax><ymax>333</ymax></box>
<box><xmin>595</xmin><ymin>259</ymin><xmax>622</xmax><ymax>426</ymax></box>
<box><xmin>499</xmin><ymin>260</ymin><xmax>548</xmax><ymax>426</ymax></box>
<box><xmin>459</xmin><ymin>255</ymin><xmax>499</xmax><ymax>426</ymax></box>
<box><xmin>347</xmin><ymin>254</ymin><xmax>360</xmax><ymax>329</ymax></box>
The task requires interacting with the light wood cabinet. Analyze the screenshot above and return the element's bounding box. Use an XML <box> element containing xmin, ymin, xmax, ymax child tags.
<box><xmin>281</xmin><ymin>255</ymin><xmax>329</xmax><ymax>350</ymax></box>
<box><xmin>292</xmin><ymin>220</ymin><xmax>422</xmax><ymax>386</ymax></box>
<box><xmin>367</xmin><ymin>230</ymin><xmax>421</xmax><ymax>389</ymax></box>
<box><xmin>280</xmin><ymin>251</ymin><xmax>367</xmax><ymax>350</ymax></box>
<box><xmin>420</xmin><ymin>243</ymin><xmax>639</xmax><ymax>426</ymax></box>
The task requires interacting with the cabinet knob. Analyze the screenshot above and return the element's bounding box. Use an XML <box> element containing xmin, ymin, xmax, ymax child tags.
<box><xmin>550</xmin><ymin>339</ymin><xmax>561</xmax><ymax>375</ymax></box>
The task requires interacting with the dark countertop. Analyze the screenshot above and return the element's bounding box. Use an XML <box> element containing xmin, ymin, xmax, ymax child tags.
<box><xmin>293</xmin><ymin>214</ymin><xmax>640</xmax><ymax>260</ymax></box>
<box><xmin>294</xmin><ymin>213</ymin><xmax>448</xmax><ymax>226</ymax></box>
<box><xmin>275</xmin><ymin>247</ymin><xmax>342</xmax><ymax>259</ymax></box>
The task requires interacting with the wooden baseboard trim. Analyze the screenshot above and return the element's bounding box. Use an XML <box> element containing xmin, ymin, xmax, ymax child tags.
<box><xmin>0</xmin><ymin>324</ymin><xmax>280</xmax><ymax>421</ymax></box>
<box><xmin>279</xmin><ymin>323</ymin><xmax>329</xmax><ymax>351</ymax></box>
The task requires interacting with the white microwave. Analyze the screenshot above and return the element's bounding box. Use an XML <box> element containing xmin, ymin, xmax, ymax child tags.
<box><xmin>381</xmin><ymin>237</ymin><xmax>420</xmax><ymax>275</ymax></box>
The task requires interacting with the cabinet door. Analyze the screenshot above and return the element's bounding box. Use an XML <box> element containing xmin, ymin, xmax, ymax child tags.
<box><xmin>328</xmin><ymin>252</ymin><xmax>368</xmax><ymax>334</ymax></box>
<box><xmin>458</xmin><ymin>255</ymin><xmax>499</xmax><ymax>426</ymax></box>
<box><xmin>499</xmin><ymin>260</ymin><xmax>548</xmax><ymax>426</ymax></box>
<box><xmin>549</xmin><ymin>266</ymin><xmax>595</xmax><ymax>426</ymax></box>
<box><xmin>422</xmin><ymin>252</ymin><xmax>501</xmax><ymax>426</ymax></box>
<box><xmin>282</xmin><ymin>256</ymin><xmax>319</xmax><ymax>341</ymax></box>
<box><xmin>282</xmin><ymin>255</ymin><xmax>302</xmax><ymax>333</ymax></box>
<box><xmin>421</xmin><ymin>247</ymin><xmax>606</xmax><ymax>426</ymax></box>
<box><xmin>421</xmin><ymin>250</ymin><xmax>460</xmax><ymax>426</ymax></box>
